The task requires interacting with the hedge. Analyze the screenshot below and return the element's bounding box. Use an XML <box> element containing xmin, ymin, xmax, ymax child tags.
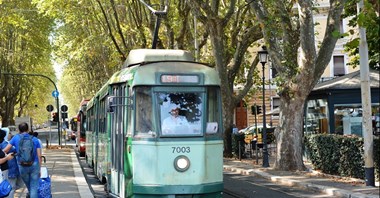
<box><xmin>304</xmin><ymin>134</ymin><xmax>379</xmax><ymax>180</ymax></box>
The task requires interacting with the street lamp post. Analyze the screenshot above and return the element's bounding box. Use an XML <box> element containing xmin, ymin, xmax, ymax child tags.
<box><xmin>258</xmin><ymin>46</ymin><xmax>269</xmax><ymax>167</ymax></box>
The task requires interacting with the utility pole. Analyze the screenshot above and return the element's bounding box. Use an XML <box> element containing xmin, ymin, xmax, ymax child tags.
<box><xmin>1</xmin><ymin>72</ymin><xmax>61</xmax><ymax>146</ymax></box>
<box><xmin>357</xmin><ymin>0</ymin><xmax>374</xmax><ymax>186</ymax></box>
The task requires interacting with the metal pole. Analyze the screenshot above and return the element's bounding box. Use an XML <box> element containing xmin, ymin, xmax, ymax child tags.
<box><xmin>2</xmin><ymin>72</ymin><xmax>61</xmax><ymax>146</ymax></box>
<box><xmin>357</xmin><ymin>0</ymin><xmax>374</xmax><ymax>187</ymax></box>
<box><xmin>269</xmin><ymin>63</ymin><xmax>273</xmax><ymax>127</ymax></box>
<box><xmin>194</xmin><ymin>16</ymin><xmax>198</xmax><ymax>61</ymax></box>
<box><xmin>262</xmin><ymin>62</ymin><xmax>269</xmax><ymax>167</ymax></box>
<box><xmin>254</xmin><ymin>104</ymin><xmax>259</xmax><ymax>164</ymax></box>
<box><xmin>48</xmin><ymin>114</ymin><xmax>51</xmax><ymax>148</ymax></box>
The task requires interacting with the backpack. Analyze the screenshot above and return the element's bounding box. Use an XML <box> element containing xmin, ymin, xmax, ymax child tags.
<box><xmin>18</xmin><ymin>134</ymin><xmax>35</xmax><ymax>166</ymax></box>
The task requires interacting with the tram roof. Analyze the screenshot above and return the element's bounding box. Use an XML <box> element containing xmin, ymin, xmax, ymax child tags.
<box><xmin>123</xmin><ymin>49</ymin><xmax>194</xmax><ymax>67</ymax></box>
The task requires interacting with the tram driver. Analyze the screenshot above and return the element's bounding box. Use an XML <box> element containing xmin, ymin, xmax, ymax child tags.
<box><xmin>162</xmin><ymin>105</ymin><xmax>190</xmax><ymax>134</ymax></box>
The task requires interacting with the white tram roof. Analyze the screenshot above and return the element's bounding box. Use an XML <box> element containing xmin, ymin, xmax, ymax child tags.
<box><xmin>123</xmin><ymin>49</ymin><xmax>194</xmax><ymax>67</ymax></box>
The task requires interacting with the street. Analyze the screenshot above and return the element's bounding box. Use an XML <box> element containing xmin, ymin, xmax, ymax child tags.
<box><xmin>35</xmin><ymin>127</ymin><xmax>74</xmax><ymax>147</ymax></box>
<box><xmin>223</xmin><ymin>172</ymin><xmax>334</xmax><ymax>198</ymax></box>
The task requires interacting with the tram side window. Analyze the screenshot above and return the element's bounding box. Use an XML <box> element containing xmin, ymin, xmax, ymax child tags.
<box><xmin>206</xmin><ymin>87</ymin><xmax>220</xmax><ymax>134</ymax></box>
<box><xmin>158</xmin><ymin>92</ymin><xmax>202</xmax><ymax>136</ymax></box>
<box><xmin>100</xmin><ymin>99</ymin><xmax>106</xmax><ymax>133</ymax></box>
<box><xmin>135</xmin><ymin>86</ymin><xmax>154</xmax><ymax>135</ymax></box>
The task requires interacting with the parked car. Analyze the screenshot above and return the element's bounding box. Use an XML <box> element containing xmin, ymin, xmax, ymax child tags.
<box><xmin>65</xmin><ymin>130</ymin><xmax>76</xmax><ymax>141</ymax></box>
<box><xmin>239</xmin><ymin>124</ymin><xmax>275</xmax><ymax>145</ymax></box>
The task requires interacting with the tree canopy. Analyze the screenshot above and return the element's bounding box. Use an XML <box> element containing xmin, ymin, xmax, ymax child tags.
<box><xmin>0</xmin><ymin>0</ymin><xmax>56</xmax><ymax>126</ymax></box>
<box><xmin>343</xmin><ymin>0</ymin><xmax>379</xmax><ymax>70</ymax></box>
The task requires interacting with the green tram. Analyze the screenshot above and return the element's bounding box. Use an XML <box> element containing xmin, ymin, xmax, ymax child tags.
<box><xmin>85</xmin><ymin>49</ymin><xmax>224</xmax><ymax>197</ymax></box>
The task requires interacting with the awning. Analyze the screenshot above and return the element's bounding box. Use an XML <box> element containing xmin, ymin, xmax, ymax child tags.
<box><xmin>259</xmin><ymin>107</ymin><xmax>280</xmax><ymax>116</ymax></box>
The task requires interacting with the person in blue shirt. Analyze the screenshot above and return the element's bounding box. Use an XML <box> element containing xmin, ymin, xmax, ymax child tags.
<box><xmin>0</xmin><ymin>129</ymin><xmax>15</xmax><ymax>180</ymax></box>
<box><xmin>4</xmin><ymin>122</ymin><xmax>42</xmax><ymax>198</ymax></box>
<box><xmin>1</xmin><ymin>129</ymin><xmax>25</xmax><ymax>198</ymax></box>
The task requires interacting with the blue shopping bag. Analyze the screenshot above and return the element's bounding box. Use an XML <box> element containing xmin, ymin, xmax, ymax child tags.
<box><xmin>0</xmin><ymin>179</ymin><xmax>11</xmax><ymax>198</ymax></box>
<box><xmin>38</xmin><ymin>176</ymin><xmax>52</xmax><ymax>198</ymax></box>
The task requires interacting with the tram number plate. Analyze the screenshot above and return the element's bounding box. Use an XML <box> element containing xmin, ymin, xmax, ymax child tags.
<box><xmin>172</xmin><ymin>147</ymin><xmax>190</xmax><ymax>153</ymax></box>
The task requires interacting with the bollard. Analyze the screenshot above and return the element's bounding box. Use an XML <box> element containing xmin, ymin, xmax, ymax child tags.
<box><xmin>238</xmin><ymin>143</ymin><xmax>241</xmax><ymax>161</ymax></box>
<box><xmin>46</xmin><ymin>139</ymin><xmax>49</xmax><ymax>149</ymax></box>
<box><xmin>255</xmin><ymin>142</ymin><xmax>259</xmax><ymax>164</ymax></box>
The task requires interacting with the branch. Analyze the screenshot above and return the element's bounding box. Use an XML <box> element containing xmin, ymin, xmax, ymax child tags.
<box><xmin>96</xmin><ymin>0</ymin><xmax>126</xmax><ymax>61</ymax></box>
<box><xmin>187</xmin><ymin>0</ymin><xmax>212</xmax><ymax>23</ymax></box>
<box><xmin>229</xmin><ymin>25</ymin><xmax>262</xmax><ymax>78</ymax></box>
<box><xmin>221</xmin><ymin>0</ymin><xmax>237</xmax><ymax>26</ymax></box>
<box><xmin>234</xmin><ymin>56</ymin><xmax>260</xmax><ymax>101</ymax></box>
<box><xmin>247</xmin><ymin>0</ymin><xmax>284</xmax><ymax>73</ymax></box>
<box><xmin>110</xmin><ymin>0</ymin><xmax>128</xmax><ymax>51</ymax></box>
<box><xmin>298</xmin><ymin>0</ymin><xmax>316</xmax><ymax>70</ymax></box>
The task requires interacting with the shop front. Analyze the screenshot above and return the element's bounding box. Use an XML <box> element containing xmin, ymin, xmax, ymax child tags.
<box><xmin>305</xmin><ymin>70</ymin><xmax>380</xmax><ymax>136</ymax></box>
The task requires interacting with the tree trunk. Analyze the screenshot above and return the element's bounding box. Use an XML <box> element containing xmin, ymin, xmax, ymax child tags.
<box><xmin>222</xmin><ymin>96</ymin><xmax>236</xmax><ymax>157</ymax></box>
<box><xmin>274</xmin><ymin>97</ymin><xmax>307</xmax><ymax>171</ymax></box>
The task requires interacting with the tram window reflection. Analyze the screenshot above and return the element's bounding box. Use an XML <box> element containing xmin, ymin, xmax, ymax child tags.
<box><xmin>158</xmin><ymin>92</ymin><xmax>202</xmax><ymax>136</ymax></box>
<box><xmin>135</xmin><ymin>86</ymin><xmax>154</xmax><ymax>135</ymax></box>
<box><xmin>206</xmin><ymin>87</ymin><xmax>220</xmax><ymax>134</ymax></box>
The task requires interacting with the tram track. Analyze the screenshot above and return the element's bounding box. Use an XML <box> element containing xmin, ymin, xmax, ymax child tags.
<box><xmin>223</xmin><ymin>188</ymin><xmax>249</xmax><ymax>198</ymax></box>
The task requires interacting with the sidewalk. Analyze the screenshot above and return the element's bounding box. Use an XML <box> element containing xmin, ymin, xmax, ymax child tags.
<box><xmin>14</xmin><ymin>146</ymin><xmax>92</xmax><ymax>198</ymax></box>
<box><xmin>224</xmin><ymin>153</ymin><xmax>379</xmax><ymax>198</ymax></box>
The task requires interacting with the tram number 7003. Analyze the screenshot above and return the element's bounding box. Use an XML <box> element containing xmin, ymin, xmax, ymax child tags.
<box><xmin>172</xmin><ymin>147</ymin><xmax>191</xmax><ymax>153</ymax></box>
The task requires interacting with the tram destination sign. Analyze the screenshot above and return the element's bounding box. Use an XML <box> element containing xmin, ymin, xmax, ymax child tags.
<box><xmin>161</xmin><ymin>74</ymin><xmax>199</xmax><ymax>84</ymax></box>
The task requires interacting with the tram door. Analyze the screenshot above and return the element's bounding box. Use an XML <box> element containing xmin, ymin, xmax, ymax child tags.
<box><xmin>110</xmin><ymin>85</ymin><xmax>126</xmax><ymax>197</ymax></box>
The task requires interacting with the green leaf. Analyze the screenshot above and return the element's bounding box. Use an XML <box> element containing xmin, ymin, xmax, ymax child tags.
<box><xmin>357</xmin><ymin>13</ymin><xmax>366</xmax><ymax>27</ymax></box>
<box><xmin>344</xmin><ymin>38</ymin><xmax>360</xmax><ymax>48</ymax></box>
<box><xmin>332</xmin><ymin>30</ymin><xmax>341</xmax><ymax>38</ymax></box>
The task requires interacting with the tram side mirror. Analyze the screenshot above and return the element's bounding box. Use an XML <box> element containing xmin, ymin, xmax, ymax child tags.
<box><xmin>206</xmin><ymin>122</ymin><xmax>218</xmax><ymax>134</ymax></box>
<box><xmin>106</xmin><ymin>96</ymin><xmax>115</xmax><ymax>113</ymax></box>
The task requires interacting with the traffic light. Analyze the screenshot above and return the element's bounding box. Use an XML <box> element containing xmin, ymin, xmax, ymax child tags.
<box><xmin>52</xmin><ymin>112</ymin><xmax>58</xmax><ymax>122</ymax></box>
<box><xmin>257</xmin><ymin>106</ymin><xmax>262</xmax><ymax>114</ymax></box>
<box><xmin>251</xmin><ymin>105</ymin><xmax>257</xmax><ymax>115</ymax></box>
<box><xmin>61</xmin><ymin>112</ymin><xmax>68</xmax><ymax>119</ymax></box>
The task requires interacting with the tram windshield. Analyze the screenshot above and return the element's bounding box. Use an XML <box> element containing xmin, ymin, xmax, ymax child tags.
<box><xmin>135</xmin><ymin>86</ymin><xmax>220</xmax><ymax>137</ymax></box>
<box><xmin>158</xmin><ymin>92</ymin><xmax>203</xmax><ymax>136</ymax></box>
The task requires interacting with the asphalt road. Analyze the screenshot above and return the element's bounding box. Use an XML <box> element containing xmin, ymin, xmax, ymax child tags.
<box><xmin>223</xmin><ymin>172</ymin><xmax>335</xmax><ymax>198</ymax></box>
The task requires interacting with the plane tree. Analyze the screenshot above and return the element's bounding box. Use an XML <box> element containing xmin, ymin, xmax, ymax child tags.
<box><xmin>248</xmin><ymin>0</ymin><xmax>346</xmax><ymax>170</ymax></box>
<box><xmin>0</xmin><ymin>0</ymin><xmax>55</xmax><ymax>126</ymax></box>
<box><xmin>187</xmin><ymin>0</ymin><xmax>264</xmax><ymax>156</ymax></box>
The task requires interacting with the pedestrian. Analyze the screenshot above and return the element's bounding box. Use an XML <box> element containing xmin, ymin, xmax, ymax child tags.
<box><xmin>3</xmin><ymin>123</ymin><xmax>42</xmax><ymax>198</ymax></box>
<box><xmin>4</xmin><ymin>131</ymin><xmax>25</xmax><ymax>198</ymax></box>
<box><xmin>32</xmin><ymin>132</ymin><xmax>43</xmax><ymax>155</ymax></box>
<box><xmin>0</xmin><ymin>129</ymin><xmax>15</xmax><ymax>180</ymax></box>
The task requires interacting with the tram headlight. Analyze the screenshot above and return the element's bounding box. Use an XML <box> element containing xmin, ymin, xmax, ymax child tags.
<box><xmin>174</xmin><ymin>155</ymin><xmax>190</xmax><ymax>172</ymax></box>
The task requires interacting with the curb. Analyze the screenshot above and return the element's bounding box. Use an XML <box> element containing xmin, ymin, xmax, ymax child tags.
<box><xmin>70</xmin><ymin>149</ymin><xmax>93</xmax><ymax>197</ymax></box>
<box><xmin>223</xmin><ymin>165</ymin><xmax>379</xmax><ymax>198</ymax></box>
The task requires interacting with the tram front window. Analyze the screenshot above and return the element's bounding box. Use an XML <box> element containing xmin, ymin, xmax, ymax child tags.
<box><xmin>158</xmin><ymin>92</ymin><xmax>202</xmax><ymax>136</ymax></box>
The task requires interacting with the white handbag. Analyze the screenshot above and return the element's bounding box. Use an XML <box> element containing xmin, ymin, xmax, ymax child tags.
<box><xmin>0</xmin><ymin>169</ymin><xmax>3</xmax><ymax>183</ymax></box>
<box><xmin>40</xmin><ymin>167</ymin><xmax>48</xmax><ymax>178</ymax></box>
